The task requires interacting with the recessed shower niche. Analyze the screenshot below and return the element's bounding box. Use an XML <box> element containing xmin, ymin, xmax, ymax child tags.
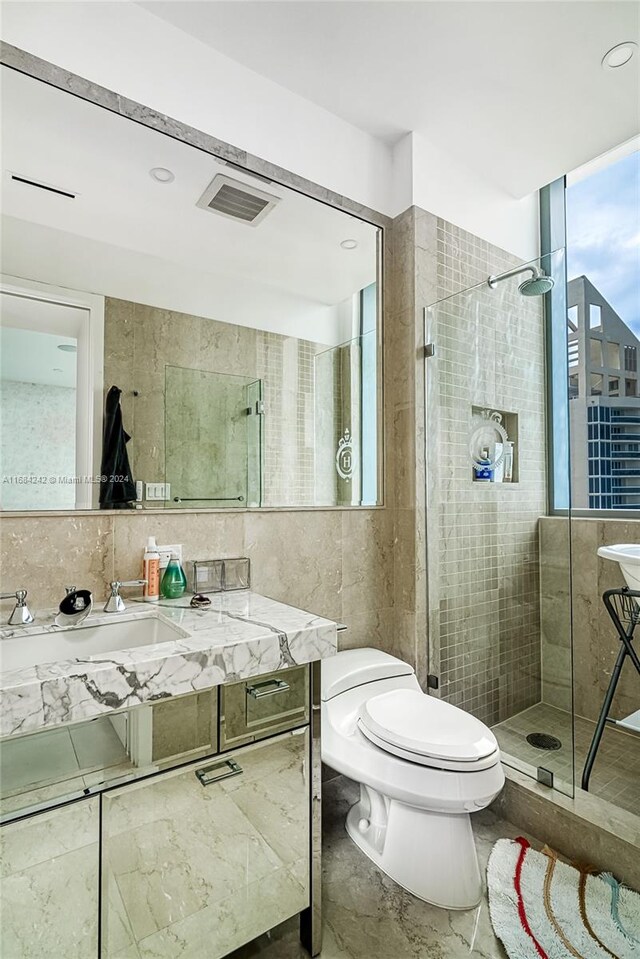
<box><xmin>469</xmin><ymin>407</ymin><xmax>519</xmax><ymax>483</ymax></box>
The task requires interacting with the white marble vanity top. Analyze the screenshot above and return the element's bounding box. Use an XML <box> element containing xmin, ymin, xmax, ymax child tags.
<box><xmin>0</xmin><ymin>591</ymin><xmax>337</xmax><ymax>738</ymax></box>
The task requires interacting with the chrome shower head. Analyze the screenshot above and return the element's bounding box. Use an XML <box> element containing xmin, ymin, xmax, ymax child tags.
<box><xmin>518</xmin><ymin>273</ymin><xmax>555</xmax><ymax>296</ymax></box>
<box><xmin>488</xmin><ymin>265</ymin><xmax>554</xmax><ymax>297</ymax></box>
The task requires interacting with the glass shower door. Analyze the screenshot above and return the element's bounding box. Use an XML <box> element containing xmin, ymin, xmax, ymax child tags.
<box><xmin>165</xmin><ymin>366</ymin><xmax>263</xmax><ymax>508</ymax></box>
<box><xmin>423</xmin><ymin>250</ymin><xmax>575</xmax><ymax>795</ymax></box>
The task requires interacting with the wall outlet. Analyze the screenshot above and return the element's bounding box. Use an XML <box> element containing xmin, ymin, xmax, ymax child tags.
<box><xmin>145</xmin><ymin>482</ymin><xmax>171</xmax><ymax>501</ymax></box>
<box><xmin>157</xmin><ymin>544</ymin><xmax>183</xmax><ymax>569</ymax></box>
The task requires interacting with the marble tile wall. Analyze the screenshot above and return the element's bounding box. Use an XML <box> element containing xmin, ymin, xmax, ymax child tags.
<box><xmin>0</xmin><ymin>508</ymin><xmax>394</xmax><ymax>651</ymax></box>
<box><xmin>540</xmin><ymin>515</ymin><xmax>640</xmax><ymax>724</ymax></box>
<box><xmin>104</xmin><ymin>298</ymin><xmax>336</xmax><ymax>509</ymax></box>
<box><xmin>427</xmin><ymin>222</ymin><xmax>547</xmax><ymax>725</ymax></box>
<box><xmin>386</xmin><ymin>209</ymin><xmax>548</xmax><ymax>723</ymax></box>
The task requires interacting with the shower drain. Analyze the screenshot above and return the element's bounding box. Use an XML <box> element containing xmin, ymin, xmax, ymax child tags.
<box><xmin>526</xmin><ymin>732</ymin><xmax>562</xmax><ymax>751</ymax></box>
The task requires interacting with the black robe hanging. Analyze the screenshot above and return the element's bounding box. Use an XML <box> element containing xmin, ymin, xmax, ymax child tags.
<box><xmin>99</xmin><ymin>386</ymin><xmax>137</xmax><ymax>509</ymax></box>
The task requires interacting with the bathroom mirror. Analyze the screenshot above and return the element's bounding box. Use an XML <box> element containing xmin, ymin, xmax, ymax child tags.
<box><xmin>0</xmin><ymin>65</ymin><xmax>382</xmax><ymax>512</ymax></box>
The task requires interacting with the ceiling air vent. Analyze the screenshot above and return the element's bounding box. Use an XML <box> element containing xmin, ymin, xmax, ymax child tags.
<box><xmin>10</xmin><ymin>174</ymin><xmax>76</xmax><ymax>199</ymax></box>
<box><xmin>196</xmin><ymin>174</ymin><xmax>280</xmax><ymax>226</ymax></box>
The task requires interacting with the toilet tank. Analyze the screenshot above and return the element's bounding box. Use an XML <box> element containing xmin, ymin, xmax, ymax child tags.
<box><xmin>321</xmin><ymin>648</ymin><xmax>415</xmax><ymax>701</ymax></box>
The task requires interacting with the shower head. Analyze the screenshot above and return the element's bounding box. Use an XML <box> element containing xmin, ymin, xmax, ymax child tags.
<box><xmin>488</xmin><ymin>265</ymin><xmax>554</xmax><ymax>297</ymax></box>
<box><xmin>518</xmin><ymin>273</ymin><xmax>555</xmax><ymax>296</ymax></box>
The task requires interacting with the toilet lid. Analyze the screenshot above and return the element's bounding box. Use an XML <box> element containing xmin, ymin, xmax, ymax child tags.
<box><xmin>358</xmin><ymin>689</ymin><xmax>498</xmax><ymax>764</ymax></box>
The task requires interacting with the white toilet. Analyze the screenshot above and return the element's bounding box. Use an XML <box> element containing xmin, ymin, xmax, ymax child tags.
<box><xmin>321</xmin><ymin>648</ymin><xmax>505</xmax><ymax>910</ymax></box>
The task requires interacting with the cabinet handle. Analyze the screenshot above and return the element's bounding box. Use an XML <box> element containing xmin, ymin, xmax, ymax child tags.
<box><xmin>245</xmin><ymin>678</ymin><xmax>290</xmax><ymax>700</ymax></box>
<box><xmin>196</xmin><ymin>759</ymin><xmax>243</xmax><ymax>786</ymax></box>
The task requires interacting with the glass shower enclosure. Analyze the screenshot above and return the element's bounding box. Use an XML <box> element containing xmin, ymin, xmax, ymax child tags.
<box><xmin>165</xmin><ymin>366</ymin><xmax>263</xmax><ymax>508</ymax></box>
<box><xmin>423</xmin><ymin>249</ymin><xmax>575</xmax><ymax>796</ymax></box>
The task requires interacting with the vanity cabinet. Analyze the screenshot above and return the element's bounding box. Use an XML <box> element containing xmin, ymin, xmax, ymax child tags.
<box><xmin>0</xmin><ymin>664</ymin><xmax>319</xmax><ymax>959</ymax></box>
<box><xmin>220</xmin><ymin>665</ymin><xmax>309</xmax><ymax>749</ymax></box>
<box><xmin>0</xmin><ymin>798</ymin><xmax>100</xmax><ymax>959</ymax></box>
<box><xmin>102</xmin><ymin>730</ymin><xmax>309</xmax><ymax>958</ymax></box>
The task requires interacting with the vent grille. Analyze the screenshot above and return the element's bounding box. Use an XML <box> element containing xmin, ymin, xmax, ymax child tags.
<box><xmin>196</xmin><ymin>174</ymin><xmax>280</xmax><ymax>226</ymax></box>
<box><xmin>10</xmin><ymin>174</ymin><xmax>76</xmax><ymax>199</ymax></box>
<box><xmin>208</xmin><ymin>183</ymin><xmax>269</xmax><ymax>222</ymax></box>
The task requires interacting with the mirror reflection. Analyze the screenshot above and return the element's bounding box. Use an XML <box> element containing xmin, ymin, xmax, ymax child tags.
<box><xmin>0</xmin><ymin>66</ymin><xmax>381</xmax><ymax>511</ymax></box>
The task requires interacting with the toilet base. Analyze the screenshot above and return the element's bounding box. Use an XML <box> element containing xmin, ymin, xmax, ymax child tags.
<box><xmin>345</xmin><ymin>788</ymin><xmax>483</xmax><ymax>910</ymax></box>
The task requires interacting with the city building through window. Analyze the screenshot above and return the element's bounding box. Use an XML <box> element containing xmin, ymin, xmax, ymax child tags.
<box><xmin>564</xmin><ymin>144</ymin><xmax>640</xmax><ymax>511</ymax></box>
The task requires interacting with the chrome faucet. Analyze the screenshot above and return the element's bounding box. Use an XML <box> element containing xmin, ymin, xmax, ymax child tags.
<box><xmin>55</xmin><ymin>587</ymin><xmax>93</xmax><ymax>628</ymax></box>
<box><xmin>104</xmin><ymin>580</ymin><xmax>147</xmax><ymax>613</ymax></box>
<box><xmin>0</xmin><ymin>589</ymin><xmax>35</xmax><ymax>626</ymax></box>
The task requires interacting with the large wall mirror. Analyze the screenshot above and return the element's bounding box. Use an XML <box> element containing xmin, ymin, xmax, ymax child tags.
<box><xmin>0</xmin><ymin>65</ymin><xmax>382</xmax><ymax>512</ymax></box>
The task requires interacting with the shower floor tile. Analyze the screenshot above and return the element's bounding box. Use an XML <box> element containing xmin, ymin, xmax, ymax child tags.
<box><xmin>493</xmin><ymin>702</ymin><xmax>640</xmax><ymax>816</ymax></box>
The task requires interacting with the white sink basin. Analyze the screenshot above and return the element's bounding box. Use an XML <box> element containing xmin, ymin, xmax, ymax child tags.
<box><xmin>0</xmin><ymin>616</ymin><xmax>187</xmax><ymax>674</ymax></box>
<box><xmin>597</xmin><ymin>544</ymin><xmax>640</xmax><ymax>591</ymax></box>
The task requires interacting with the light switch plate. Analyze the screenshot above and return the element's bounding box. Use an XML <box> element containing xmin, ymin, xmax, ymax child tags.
<box><xmin>157</xmin><ymin>544</ymin><xmax>183</xmax><ymax>569</ymax></box>
<box><xmin>145</xmin><ymin>482</ymin><xmax>170</xmax><ymax>501</ymax></box>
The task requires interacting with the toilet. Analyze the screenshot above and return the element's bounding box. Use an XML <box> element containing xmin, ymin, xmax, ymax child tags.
<box><xmin>321</xmin><ymin>648</ymin><xmax>505</xmax><ymax>910</ymax></box>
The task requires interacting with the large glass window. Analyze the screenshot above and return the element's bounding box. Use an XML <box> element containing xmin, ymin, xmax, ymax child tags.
<box><xmin>547</xmin><ymin>142</ymin><xmax>640</xmax><ymax>512</ymax></box>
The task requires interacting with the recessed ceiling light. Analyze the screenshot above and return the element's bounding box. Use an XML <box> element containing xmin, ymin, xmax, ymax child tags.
<box><xmin>57</xmin><ymin>344</ymin><xmax>77</xmax><ymax>353</ymax></box>
<box><xmin>150</xmin><ymin>167</ymin><xmax>175</xmax><ymax>183</ymax></box>
<box><xmin>340</xmin><ymin>239</ymin><xmax>358</xmax><ymax>250</ymax></box>
<box><xmin>602</xmin><ymin>41</ymin><xmax>637</xmax><ymax>70</ymax></box>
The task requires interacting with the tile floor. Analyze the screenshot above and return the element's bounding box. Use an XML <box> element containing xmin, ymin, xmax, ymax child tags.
<box><xmin>493</xmin><ymin>702</ymin><xmax>640</xmax><ymax>816</ymax></box>
<box><xmin>230</xmin><ymin>775</ymin><xmax>535</xmax><ymax>959</ymax></box>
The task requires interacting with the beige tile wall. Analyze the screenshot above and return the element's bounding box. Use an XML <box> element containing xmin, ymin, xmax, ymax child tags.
<box><xmin>104</xmin><ymin>298</ymin><xmax>338</xmax><ymax>509</ymax></box>
<box><xmin>0</xmin><ymin>509</ymin><xmax>394</xmax><ymax>650</ymax></box>
<box><xmin>428</xmin><ymin>221</ymin><xmax>547</xmax><ymax>725</ymax></box>
<box><xmin>540</xmin><ymin>515</ymin><xmax>640</xmax><ymax>723</ymax></box>
<box><xmin>386</xmin><ymin>209</ymin><xmax>548</xmax><ymax>723</ymax></box>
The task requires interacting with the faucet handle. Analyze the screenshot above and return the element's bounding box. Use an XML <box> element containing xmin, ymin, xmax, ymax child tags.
<box><xmin>65</xmin><ymin>585</ymin><xmax>78</xmax><ymax>596</ymax></box>
<box><xmin>104</xmin><ymin>579</ymin><xmax>147</xmax><ymax>613</ymax></box>
<box><xmin>1</xmin><ymin>589</ymin><xmax>35</xmax><ymax>626</ymax></box>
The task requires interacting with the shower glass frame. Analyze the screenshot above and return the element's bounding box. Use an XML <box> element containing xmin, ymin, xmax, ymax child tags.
<box><xmin>422</xmin><ymin>249</ymin><xmax>575</xmax><ymax>797</ymax></box>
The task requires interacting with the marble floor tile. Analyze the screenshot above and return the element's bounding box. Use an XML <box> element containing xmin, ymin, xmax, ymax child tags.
<box><xmin>229</xmin><ymin>775</ymin><xmax>536</xmax><ymax>959</ymax></box>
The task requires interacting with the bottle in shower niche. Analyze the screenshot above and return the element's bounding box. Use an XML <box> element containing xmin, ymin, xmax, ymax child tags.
<box><xmin>161</xmin><ymin>553</ymin><xmax>188</xmax><ymax>599</ymax></box>
<box><xmin>143</xmin><ymin>536</ymin><xmax>160</xmax><ymax>602</ymax></box>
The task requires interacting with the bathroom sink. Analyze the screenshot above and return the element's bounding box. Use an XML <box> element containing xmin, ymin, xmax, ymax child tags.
<box><xmin>597</xmin><ymin>544</ymin><xmax>640</xmax><ymax>591</ymax></box>
<box><xmin>0</xmin><ymin>616</ymin><xmax>187</xmax><ymax>673</ymax></box>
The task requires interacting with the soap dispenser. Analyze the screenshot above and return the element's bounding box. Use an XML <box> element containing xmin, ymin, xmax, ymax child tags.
<box><xmin>161</xmin><ymin>553</ymin><xmax>188</xmax><ymax>599</ymax></box>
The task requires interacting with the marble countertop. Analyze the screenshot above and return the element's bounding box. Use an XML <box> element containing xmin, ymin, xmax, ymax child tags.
<box><xmin>0</xmin><ymin>591</ymin><xmax>337</xmax><ymax>738</ymax></box>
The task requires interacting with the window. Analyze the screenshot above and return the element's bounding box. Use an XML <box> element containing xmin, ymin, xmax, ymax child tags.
<box><xmin>589</xmin><ymin>304</ymin><xmax>602</xmax><ymax>330</ymax></box>
<box><xmin>590</xmin><ymin>373</ymin><xmax>603</xmax><ymax>396</ymax></box>
<box><xmin>589</xmin><ymin>338</ymin><xmax>603</xmax><ymax>366</ymax></box>
<box><xmin>542</xmin><ymin>144</ymin><xmax>640</xmax><ymax>513</ymax></box>
<box><xmin>607</xmin><ymin>342</ymin><xmax>620</xmax><ymax>369</ymax></box>
<box><xmin>625</xmin><ymin>345</ymin><xmax>637</xmax><ymax>372</ymax></box>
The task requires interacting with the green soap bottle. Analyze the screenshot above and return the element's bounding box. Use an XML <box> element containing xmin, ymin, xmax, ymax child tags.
<box><xmin>161</xmin><ymin>554</ymin><xmax>187</xmax><ymax>599</ymax></box>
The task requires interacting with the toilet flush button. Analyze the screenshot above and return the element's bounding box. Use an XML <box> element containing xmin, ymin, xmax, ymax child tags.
<box><xmin>358</xmin><ymin>818</ymin><xmax>370</xmax><ymax>832</ymax></box>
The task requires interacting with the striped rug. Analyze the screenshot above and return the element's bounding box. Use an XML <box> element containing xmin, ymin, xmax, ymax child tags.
<box><xmin>487</xmin><ymin>838</ymin><xmax>640</xmax><ymax>959</ymax></box>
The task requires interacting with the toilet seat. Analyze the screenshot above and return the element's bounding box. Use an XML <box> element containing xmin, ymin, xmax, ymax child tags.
<box><xmin>358</xmin><ymin>689</ymin><xmax>500</xmax><ymax>772</ymax></box>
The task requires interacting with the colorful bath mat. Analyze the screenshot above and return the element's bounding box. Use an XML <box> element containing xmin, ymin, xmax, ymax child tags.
<box><xmin>487</xmin><ymin>837</ymin><xmax>640</xmax><ymax>958</ymax></box>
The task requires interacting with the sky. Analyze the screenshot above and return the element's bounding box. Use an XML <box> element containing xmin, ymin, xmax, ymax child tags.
<box><xmin>566</xmin><ymin>149</ymin><xmax>640</xmax><ymax>337</ymax></box>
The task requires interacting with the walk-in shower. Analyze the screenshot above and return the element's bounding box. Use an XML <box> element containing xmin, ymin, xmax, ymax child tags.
<box><xmin>424</xmin><ymin>249</ymin><xmax>639</xmax><ymax>822</ymax></box>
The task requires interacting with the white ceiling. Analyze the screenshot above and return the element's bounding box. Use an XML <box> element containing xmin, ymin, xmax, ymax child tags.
<box><xmin>1</xmin><ymin>67</ymin><xmax>378</xmax><ymax>338</ymax></box>
<box><xmin>0</xmin><ymin>294</ymin><xmax>78</xmax><ymax>388</ymax></box>
<box><xmin>141</xmin><ymin>1</ymin><xmax>640</xmax><ymax>198</ymax></box>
